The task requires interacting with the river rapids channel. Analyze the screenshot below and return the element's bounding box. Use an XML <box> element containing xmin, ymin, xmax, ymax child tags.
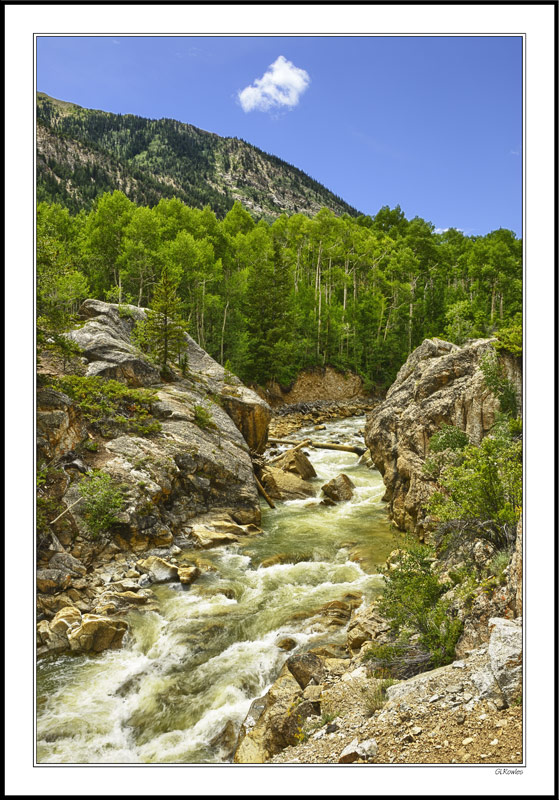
<box><xmin>36</xmin><ymin>416</ymin><xmax>396</xmax><ymax>764</ymax></box>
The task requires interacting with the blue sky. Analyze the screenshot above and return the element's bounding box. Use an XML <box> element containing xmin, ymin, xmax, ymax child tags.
<box><xmin>37</xmin><ymin>35</ymin><xmax>522</xmax><ymax>235</ymax></box>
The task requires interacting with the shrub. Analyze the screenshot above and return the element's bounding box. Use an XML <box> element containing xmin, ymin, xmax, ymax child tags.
<box><xmin>429</xmin><ymin>424</ymin><xmax>469</xmax><ymax>453</ymax></box>
<box><xmin>117</xmin><ymin>304</ymin><xmax>137</xmax><ymax>320</ymax></box>
<box><xmin>79</xmin><ymin>471</ymin><xmax>125</xmax><ymax>537</ymax></box>
<box><xmin>428</xmin><ymin>423</ymin><xmax>522</xmax><ymax>552</ymax></box>
<box><xmin>369</xmin><ymin>540</ymin><xmax>464</xmax><ymax>675</ymax></box>
<box><xmin>480</xmin><ymin>351</ymin><xmax>518</xmax><ymax>418</ymax></box>
<box><xmin>193</xmin><ymin>404</ymin><xmax>216</xmax><ymax>430</ymax></box>
<box><xmin>50</xmin><ymin>375</ymin><xmax>161</xmax><ymax>438</ymax></box>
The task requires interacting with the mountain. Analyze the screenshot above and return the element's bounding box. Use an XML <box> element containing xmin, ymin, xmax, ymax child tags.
<box><xmin>36</xmin><ymin>93</ymin><xmax>360</xmax><ymax>219</ymax></box>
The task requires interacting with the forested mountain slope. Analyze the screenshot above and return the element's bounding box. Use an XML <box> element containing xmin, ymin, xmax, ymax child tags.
<box><xmin>37</xmin><ymin>191</ymin><xmax>522</xmax><ymax>390</ymax></box>
<box><xmin>36</xmin><ymin>92</ymin><xmax>359</xmax><ymax>219</ymax></box>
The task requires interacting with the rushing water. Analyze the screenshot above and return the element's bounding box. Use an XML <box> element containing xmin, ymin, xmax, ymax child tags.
<box><xmin>36</xmin><ymin>416</ymin><xmax>396</xmax><ymax>764</ymax></box>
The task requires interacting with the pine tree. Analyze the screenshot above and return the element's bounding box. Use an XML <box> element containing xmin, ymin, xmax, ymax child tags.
<box><xmin>134</xmin><ymin>266</ymin><xmax>189</xmax><ymax>376</ymax></box>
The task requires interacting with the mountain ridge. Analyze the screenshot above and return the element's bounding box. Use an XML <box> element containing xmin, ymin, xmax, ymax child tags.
<box><xmin>36</xmin><ymin>92</ymin><xmax>361</xmax><ymax>219</ymax></box>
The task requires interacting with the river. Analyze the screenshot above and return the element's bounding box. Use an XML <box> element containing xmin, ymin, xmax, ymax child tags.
<box><xmin>36</xmin><ymin>415</ymin><xmax>396</xmax><ymax>764</ymax></box>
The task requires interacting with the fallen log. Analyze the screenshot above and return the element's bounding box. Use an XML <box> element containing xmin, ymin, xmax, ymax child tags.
<box><xmin>309</xmin><ymin>441</ymin><xmax>366</xmax><ymax>456</ymax></box>
<box><xmin>267</xmin><ymin>437</ymin><xmax>365</xmax><ymax>456</ymax></box>
<box><xmin>255</xmin><ymin>476</ymin><xmax>276</xmax><ymax>508</ymax></box>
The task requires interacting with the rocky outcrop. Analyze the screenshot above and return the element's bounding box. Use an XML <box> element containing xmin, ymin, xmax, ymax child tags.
<box><xmin>266</xmin><ymin>367</ymin><xmax>365</xmax><ymax>408</ymax></box>
<box><xmin>234</xmin><ymin>654</ymin><xmax>327</xmax><ymax>763</ymax></box>
<box><xmin>364</xmin><ymin>338</ymin><xmax>522</xmax><ymax>535</ymax></box>
<box><xmin>37</xmin><ymin>606</ymin><xmax>128</xmax><ymax>657</ymax></box>
<box><xmin>66</xmin><ymin>299</ymin><xmax>161</xmax><ymax>386</ymax></box>
<box><xmin>66</xmin><ymin>299</ymin><xmax>271</xmax><ymax>450</ymax></box>
<box><xmin>382</xmin><ymin>617</ymin><xmax>522</xmax><ymax>712</ymax></box>
<box><xmin>36</xmin><ymin>388</ymin><xmax>88</xmax><ymax>461</ymax></box>
<box><xmin>507</xmin><ymin>518</ymin><xmax>523</xmax><ymax>617</ymax></box>
<box><xmin>51</xmin><ymin>300</ymin><xmax>274</xmax><ymax>551</ymax></box>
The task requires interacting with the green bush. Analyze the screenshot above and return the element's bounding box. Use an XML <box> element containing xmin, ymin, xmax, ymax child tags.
<box><xmin>494</xmin><ymin>314</ymin><xmax>522</xmax><ymax>357</ymax></box>
<box><xmin>429</xmin><ymin>424</ymin><xmax>469</xmax><ymax>453</ymax></box>
<box><xmin>79</xmin><ymin>471</ymin><xmax>125</xmax><ymax>537</ymax></box>
<box><xmin>193</xmin><ymin>404</ymin><xmax>216</xmax><ymax>430</ymax></box>
<box><xmin>428</xmin><ymin>422</ymin><xmax>522</xmax><ymax>552</ymax></box>
<box><xmin>50</xmin><ymin>375</ymin><xmax>161</xmax><ymax>437</ymax></box>
<box><xmin>369</xmin><ymin>540</ymin><xmax>463</xmax><ymax>675</ymax></box>
<box><xmin>480</xmin><ymin>351</ymin><xmax>518</xmax><ymax>418</ymax></box>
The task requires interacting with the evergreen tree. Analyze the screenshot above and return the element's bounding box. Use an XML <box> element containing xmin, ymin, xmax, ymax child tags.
<box><xmin>134</xmin><ymin>266</ymin><xmax>189</xmax><ymax>376</ymax></box>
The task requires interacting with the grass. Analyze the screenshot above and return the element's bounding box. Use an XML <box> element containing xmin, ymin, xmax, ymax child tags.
<box><xmin>359</xmin><ymin>678</ymin><xmax>398</xmax><ymax>715</ymax></box>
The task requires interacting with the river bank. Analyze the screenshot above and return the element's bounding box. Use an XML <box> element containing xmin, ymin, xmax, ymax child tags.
<box><xmin>36</xmin><ymin>415</ymin><xmax>398</xmax><ymax>763</ymax></box>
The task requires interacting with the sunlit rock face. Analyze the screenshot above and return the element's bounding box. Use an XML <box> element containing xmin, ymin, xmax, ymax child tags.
<box><xmin>364</xmin><ymin>337</ymin><xmax>521</xmax><ymax>535</ymax></box>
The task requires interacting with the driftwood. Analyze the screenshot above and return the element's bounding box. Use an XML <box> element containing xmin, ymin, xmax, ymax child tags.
<box><xmin>255</xmin><ymin>476</ymin><xmax>276</xmax><ymax>509</ymax></box>
<box><xmin>268</xmin><ymin>437</ymin><xmax>365</xmax><ymax>456</ymax></box>
<box><xmin>49</xmin><ymin>496</ymin><xmax>83</xmax><ymax>525</ymax></box>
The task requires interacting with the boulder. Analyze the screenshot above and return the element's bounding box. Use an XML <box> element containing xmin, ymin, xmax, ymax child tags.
<box><xmin>37</xmin><ymin>568</ymin><xmax>72</xmax><ymax>595</ymax></box>
<box><xmin>347</xmin><ymin>604</ymin><xmax>391</xmax><ymax>652</ymax></box>
<box><xmin>487</xmin><ymin>617</ymin><xmax>523</xmax><ymax>705</ymax></box>
<box><xmin>189</xmin><ymin>525</ymin><xmax>240</xmax><ymax>549</ymax></box>
<box><xmin>260</xmin><ymin>466</ymin><xmax>316</xmax><ymax>501</ymax></box>
<box><xmin>135</xmin><ymin>556</ymin><xmax>178</xmax><ymax>583</ymax></box>
<box><xmin>338</xmin><ymin>737</ymin><xmax>378</xmax><ymax>763</ymax></box>
<box><xmin>273</xmin><ymin>449</ymin><xmax>317</xmax><ymax>481</ymax></box>
<box><xmin>286</xmin><ymin>652</ymin><xmax>325</xmax><ymax>688</ymax></box>
<box><xmin>364</xmin><ymin>338</ymin><xmax>522</xmax><ymax>534</ymax></box>
<box><xmin>67</xmin><ymin>613</ymin><xmax>128</xmax><ymax>653</ymax></box>
<box><xmin>321</xmin><ymin>474</ymin><xmax>355</xmax><ymax>502</ymax></box>
<box><xmin>49</xmin><ymin>605</ymin><xmax>82</xmax><ymax>635</ymax></box>
<box><xmin>177</xmin><ymin>566</ymin><xmax>200</xmax><ymax>585</ymax></box>
<box><xmin>234</xmin><ymin>664</ymin><xmax>309</xmax><ymax>763</ymax></box>
<box><xmin>48</xmin><ymin>552</ymin><xmax>87</xmax><ymax>577</ymax></box>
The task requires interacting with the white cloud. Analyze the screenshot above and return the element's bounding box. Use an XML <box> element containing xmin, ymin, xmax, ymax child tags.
<box><xmin>238</xmin><ymin>55</ymin><xmax>310</xmax><ymax>113</ymax></box>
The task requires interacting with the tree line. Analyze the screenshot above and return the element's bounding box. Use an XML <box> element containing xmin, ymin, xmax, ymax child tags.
<box><xmin>37</xmin><ymin>192</ymin><xmax>522</xmax><ymax>389</ymax></box>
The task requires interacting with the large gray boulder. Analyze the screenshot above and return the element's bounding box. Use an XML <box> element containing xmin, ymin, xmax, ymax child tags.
<box><xmin>364</xmin><ymin>338</ymin><xmax>521</xmax><ymax>534</ymax></box>
<box><xmin>67</xmin><ymin>299</ymin><xmax>272</xmax><ymax>452</ymax></box>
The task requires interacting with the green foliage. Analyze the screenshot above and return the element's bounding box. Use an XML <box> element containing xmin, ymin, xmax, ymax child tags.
<box><xmin>370</xmin><ymin>541</ymin><xmax>463</xmax><ymax>674</ymax></box>
<box><xmin>480</xmin><ymin>351</ymin><xmax>518</xmax><ymax>418</ymax></box>
<box><xmin>494</xmin><ymin>314</ymin><xmax>522</xmax><ymax>356</ymax></box>
<box><xmin>117</xmin><ymin>304</ymin><xmax>137</xmax><ymax>320</ymax></box>
<box><xmin>429</xmin><ymin>424</ymin><xmax>469</xmax><ymax>453</ymax></box>
<box><xmin>428</xmin><ymin>421</ymin><xmax>522</xmax><ymax>551</ymax></box>
<box><xmin>79</xmin><ymin>470</ymin><xmax>125</xmax><ymax>537</ymax></box>
<box><xmin>132</xmin><ymin>266</ymin><xmax>189</xmax><ymax>372</ymax></box>
<box><xmin>486</xmin><ymin>548</ymin><xmax>512</xmax><ymax>583</ymax></box>
<box><xmin>50</xmin><ymin>375</ymin><xmax>161</xmax><ymax>437</ymax></box>
<box><xmin>36</xmin><ymin>184</ymin><xmax>522</xmax><ymax>391</ymax></box>
<box><xmin>193</xmin><ymin>404</ymin><xmax>216</xmax><ymax>430</ymax></box>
